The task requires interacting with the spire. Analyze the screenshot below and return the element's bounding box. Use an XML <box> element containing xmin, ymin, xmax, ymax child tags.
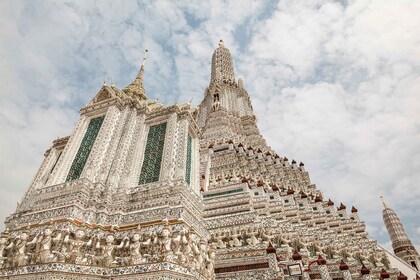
<box><xmin>380</xmin><ymin>196</ymin><xmax>388</xmax><ymax>208</ymax></box>
<box><xmin>124</xmin><ymin>49</ymin><xmax>148</xmax><ymax>100</ymax></box>
<box><xmin>210</xmin><ymin>39</ymin><xmax>235</xmax><ymax>84</ymax></box>
<box><xmin>382</xmin><ymin>199</ymin><xmax>420</xmax><ymax>270</ymax></box>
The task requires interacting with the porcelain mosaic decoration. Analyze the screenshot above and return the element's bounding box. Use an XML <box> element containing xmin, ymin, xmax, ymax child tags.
<box><xmin>0</xmin><ymin>41</ymin><xmax>419</xmax><ymax>279</ymax></box>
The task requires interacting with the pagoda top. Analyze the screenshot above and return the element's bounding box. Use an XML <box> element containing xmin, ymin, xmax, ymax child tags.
<box><xmin>123</xmin><ymin>49</ymin><xmax>148</xmax><ymax>100</ymax></box>
<box><xmin>210</xmin><ymin>39</ymin><xmax>235</xmax><ymax>84</ymax></box>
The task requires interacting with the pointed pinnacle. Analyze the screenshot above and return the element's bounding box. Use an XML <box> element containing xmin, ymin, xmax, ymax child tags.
<box><xmin>380</xmin><ymin>196</ymin><xmax>388</xmax><ymax>209</ymax></box>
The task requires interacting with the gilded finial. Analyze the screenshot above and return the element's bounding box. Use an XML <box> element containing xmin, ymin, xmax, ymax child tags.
<box><xmin>123</xmin><ymin>49</ymin><xmax>148</xmax><ymax>100</ymax></box>
<box><xmin>380</xmin><ymin>196</ymin><xmax>388</xmax><ymax>209</ymax></box>
<box><xmin>142</xmin><ymin>49</ymin><xmax>148</xmax><ymax>67</ymax></box>
<box><xmin>218</xmin><ymin>39</ymin><xmax>224</xmax><ymax>48</ymax></box>
<box><xmin>134</xmin><ymin>49</ymin><xmax>148</xmax><ymax>82</ymax></box>
<box><xmin>103</xmin><ymin>74</ymin><xmax>108</xmax><ymax>86</ymax></box>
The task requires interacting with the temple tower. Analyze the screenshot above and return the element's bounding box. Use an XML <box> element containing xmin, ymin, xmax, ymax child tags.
<box><xmin>381</xmin><ymin>197</ymin><xmax>420</xmax><ymax>271</ymax></box>
<box><xmin>1</xmin><ymin>50</ymin><xmax>209</xmax><ymax>279</ymax></box>
<box><xmin>0</xmin><ymin>40</ymin><xmax>417</xmax><ymax>280</ymax></box>
<box><xmin>210</xmin><ymin>40</ymin><xmax>235</xmax><ymax>85</ymax></box>
<box><xmin>198</xmin><ymin>39</ymin><xmax>266</xmax><ymax>150</ymax></box>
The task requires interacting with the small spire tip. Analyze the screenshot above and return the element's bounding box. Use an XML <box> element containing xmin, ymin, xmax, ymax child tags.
<box><xmin>141</xmin><ymin>49</ymin><xmax>148</xmax><ymax>67</ymax></box>
<box><xmin>380</xmin><ymin>196</ymin><xmax>388</xmax><ymax>209</ymax></box>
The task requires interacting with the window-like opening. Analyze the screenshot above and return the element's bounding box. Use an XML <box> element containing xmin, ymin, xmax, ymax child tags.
<box><xmin>139</xmin><ymin>122</ymin><xmax>167</xmax><ymax>184</ymax></box>
<box><xmin>66</xmin><ymin>116</ymin><xmax>104</xmax><ymax>182</ymax></box>
<box><xmin>213</xmin><ymin>93</ymin><xmax>219</xmax><ymax>102</ymax></box>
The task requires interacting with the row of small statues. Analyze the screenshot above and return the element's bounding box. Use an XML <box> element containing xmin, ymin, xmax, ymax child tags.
<box><xmin>210</xmin><ymin>227</ymin><xmax>389</xmax><ymax>268</ymax></box>
<box><xmin>0</xmin><ymin>221</ymin><xmax>216</xmax><ymax>278</ymax></box>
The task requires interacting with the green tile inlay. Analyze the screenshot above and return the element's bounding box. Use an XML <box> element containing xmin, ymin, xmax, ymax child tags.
<box><xmin>66</xmin><ymin>116</ymin><xmax>104</xmax><ymax>182</ymax></box>
<box><xmin>203</xmin><ymin>188</ymin><xmax>243</xmax><ymax>199</ymax></box>
<box><xmin>185</xmin><ymin>136</ymin><xmax>192</xmax><ymax>185</ymax></box>
<box><xmin>139</xmin><ymin>122</ymin><xmax>167</xmax><ymax>184</ymax></box>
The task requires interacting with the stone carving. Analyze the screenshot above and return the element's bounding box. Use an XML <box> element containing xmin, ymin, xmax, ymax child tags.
<box><xmin>91</xmin><ymin>232</ymin><xmax>126</xmax><ymax>267</ymax></box>
<box><xmin>159</xmin><ymin>219</ymin><xmax>173</xmax><ymax>261</ymax></box>
<box><xmin>63</xmin><ymin>228</ymin><xmax>93</xmax><ymax>265</ymax></box>
<box><xmin>35</xmin><ymin>226</ymin><xmax>65</xmax><ymax>263</ymax></box>
<box><xmin>126</xmin><ymin>225</ymin><xmax>146</xmax><ymax>265</ymax></box>
<box><xmin>228</xmin><ymin>227</ymin><xmax>242</xmax><ymax>247</ymax></box>
<box><xmin>9</xmin><ymin>230</ymin><xmax>35</xmax><ymax>267</ymax></box>
<box><xmin>276</xmin><ymin>234</ymin><xmax>292</xmax><ymax>255</ymax></box>
<box><xmin>0</xmin><ymin>41</ymin><xmax>402</xmax><ymax>280</ymax></box>
<box><xmin>181</xmin><ymin>229</ymin><xmax>197</xmax><ymax>266</ymax></box>
<box><xmin>0</xmin><ymin>230</ymin><xmax>9</xmax><ymax>267</ymax></box>
<box><xmin>246</xmin><ymin>227</ymin><xmax>260</xmax><ymax>246</ymax></box>
<box><xmin>261</xmin><ymin>228</ymin><xmax>276</xmax><ymax>246</ymax></box>
<box><xmin>205</xmin><ymin>244</ymin><xmax>216</xmax><ymax>279</ymax></box>
<box><xmin>213</xmin><ymin>230</ymin><xmax>227</xmax><ymax>249</ymax></box>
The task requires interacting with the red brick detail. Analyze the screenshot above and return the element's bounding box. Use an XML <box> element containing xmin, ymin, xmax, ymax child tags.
<box><xmin>215</xmin><ymin>262</ymin><xmax>269</xmax><ymax>273</ymax></box>
<box><xmin>309</xmin><ymin>273</ymin><xmax>322</xmax><ymax>279</ymax></box>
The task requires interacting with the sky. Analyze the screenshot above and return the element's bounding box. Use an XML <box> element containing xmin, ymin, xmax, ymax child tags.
<box><xmin>0</xmin><ymin>0</ymin><xmax>419</xmax><ymax>252</ymax></box>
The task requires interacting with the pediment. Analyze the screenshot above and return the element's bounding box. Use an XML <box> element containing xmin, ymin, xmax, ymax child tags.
<box><xmin>90</xmin><ymin>86</ymin><xmax>116</xmax><ymax>105</ymax></box>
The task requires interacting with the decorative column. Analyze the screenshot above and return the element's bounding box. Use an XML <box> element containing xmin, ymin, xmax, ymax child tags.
<box><xmin>124</xmin><ymin>113</ymin><xmax>146</xmax><ymax>188</ymax></box>
<box><xmin>303</xmin><ymin>268</ymin><xmax>311</xmax><ymax>280</ymax></box>
<box><xmin>317</xmin><ymin>255</ymin><xmax>332</xmax><ymax>280</ymax></box>
<box><xmin>174</xmin><ymin>117</ymin><xmax>188</xmax><ymax>181</ymax></box>
<box><xmin>266</xmin><ymin>243</ymin><xmax>279</xmax><ymax>279</ymax></box>
<box><xmin>360</xmin><ymin>264</ymin><xmax>372</xmax><ymax>280</ymax></box>
<box><xmin>49</xmin><ymin>115</ymin><xmax>88</xmax><ymax>185</ymax></box>
<box><xmin>106</xmin><ymin>107</ymin><xmax>138</xmax><ymax>189</ymax></box>
<box><xmin>382</xmin><ymin>196</ymin><xmax>420</xmax><ymax>270</ymax></box>
<box><xmin>291</xmin><ymin>250</ymin><xmax>306</xmax><ymax>280</ymax></box>
<box><xmin>339</xmin><ymin>260</ymin><xmax>352</xmax><ymax>280</ymax></box>
<box><xmin>350</xmin><ymin>206</ymin><xmax>360</xmax><ymax>221</ymax></box>
<box><xmin>380</xmin><ymin>268</ymin><xmax>390</xmax><ymax>280</ymax></box>
<box><xmin>397</xmin><ymin>272</ymin><xmax>407</xmax><ymax>280</ymax></box>
<box><xmin>161</xmin><ymin>113</ymin><xmax>178</xmax><ymax>180</ymax></box>
<box><xmin>85</xmin><ymin>105</ymin><xmax>122</xmax><ymax>183</ymax></box>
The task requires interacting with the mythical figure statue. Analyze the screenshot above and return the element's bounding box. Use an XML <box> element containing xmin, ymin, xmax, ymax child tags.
<box><xmin>0</xmin><ymin>230</ymin><xmax>10</xmax><ymax>267</ymax></box>
<box><xmin>340</xmin><ymin>248</ymin><xmax>355</xmax><ymax>262</ymax></box>
<box><xmin>126</xmin><ymin>225</ymin><xmax>146</xmax><ymax>265</ymax></box>
<box><xmin>293</xmin><ymin>238</ymin><xmax>309</xmax><ymax>257</ymax></box>
<box><xmin>261</xmin><ymin>228</ymin><xmax>276</xmax><ymax>246</ymax></box>
<box><xmin>171</xmin><ymin>228</ymin><xmax>184</xmax><ymax>262</ymax></box>
<box><xmin>9</xmin><ymin>230</ymin><xmax>36</xmax><ymax>267</ymax></box>
<box><xmin>63</xmin><ymin>228</ymin><xmax>93</xmax><ymax>265</ymax></box>
<box><xmin>308</xmin><ymin>241</ymin><xmax>324</xmax><ymax>257</ymax></box>
<box><xmin>324</xmin><ymin>245</ymin><xmax>341</xmax><ymax>260</ymax></box>
<box><xmin>92</xmin><ymin>232</ymin><xmax>127</xmax><ymax>267</ymax></box>
<box><xmin>196</xmin><ymin>239</ymin><xmax>208</xmax><ymax>273</ymax></box>
<box><xmin>34</xmin><ymin>226</ymin><xmax>64</xmax><ymax>263</ymax></box>
<box><xmin>276</xmin><ymin>233</ymin><xmax>292</xmax><ymax>256</ymax></box>
<box><xmin>159</xmin><ymin>220</ymin><xmax>173</xmax><ymax>261</ymax></box>
<box><xmin>228</xmin><ymin>227</ymin><xmax>242</xmax><ymax>247</ymax></box>
<box><xmin>246</xmin><ymin>227</ymin><xmax>260</xmax><ymax>246</ymax></box>
<box><xmin>205</xmin><ymin>244</ymin><xmax>217</xmax><ymax>279</ymax></box>
<box><xmin>180</xmin><ymin>228</ymin><xmax>198</xmax><ymax>267</ymax></box>
<box><xmin>213</xmin><ymin>230</ymin><xmax>227</xmax><ymax>249</ymax></box>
